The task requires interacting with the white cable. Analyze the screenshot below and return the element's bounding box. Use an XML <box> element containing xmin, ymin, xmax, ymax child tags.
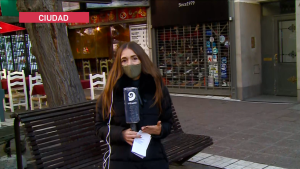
<box><xmin>103</xmin><ymin>91</ymin><xmax>113</xmax><ymax>169</ymax></box>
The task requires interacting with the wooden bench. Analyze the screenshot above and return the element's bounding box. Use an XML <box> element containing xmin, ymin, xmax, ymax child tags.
<box><xmin>11</xmin><ymin>100</ymin><xmax>213</xmax><ymax>169</ymax></box>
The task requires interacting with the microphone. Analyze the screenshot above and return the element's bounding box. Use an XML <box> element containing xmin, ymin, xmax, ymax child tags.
<box><xmin>123</xmin><ymin>87</ymin><xmax>140</xmax><ymax>132</ymax></box>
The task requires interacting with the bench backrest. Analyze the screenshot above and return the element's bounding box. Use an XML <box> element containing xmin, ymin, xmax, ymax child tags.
<box><xmin>170</xmin><ymin>103</ymin><xmax>183</xmax><ymax>133</ymax></box>
<box><xmin>15</xmin><ymin>100</ymin><xmax>107</xmax><ymax>169</ymax></box>
<box><xmin>13</xmin><ymin>100</ymin><xmax>182</xmax><ymax>169</ymax></box>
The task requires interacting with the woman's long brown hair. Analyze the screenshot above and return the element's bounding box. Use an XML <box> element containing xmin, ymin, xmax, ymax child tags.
<box><xmin>97</xmin><ymin>42</ymin><xmax>163</xmax><ymax>119</ymax></box>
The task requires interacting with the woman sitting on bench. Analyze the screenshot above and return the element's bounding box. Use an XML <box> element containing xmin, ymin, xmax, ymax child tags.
<box><xmin>95</xmin><ymin>42</ymin><xmax>173</xmax><ymax>169</ymax></box>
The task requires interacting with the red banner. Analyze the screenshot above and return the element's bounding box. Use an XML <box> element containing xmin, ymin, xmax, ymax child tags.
<box><xmin>19</xmin><ymin>12</ymin><xmax>89</xmax><ymax>23</ymax></box>
<box><xmin>0</xmin><ymin>22</ymin><xmax>25</xmax><ymax>34</ymax></box>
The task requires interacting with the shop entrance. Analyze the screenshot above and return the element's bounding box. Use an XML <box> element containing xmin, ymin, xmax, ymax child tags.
<box><xmin>261</xmin><ymin>14</ymin><xmax>296</xmax><ymax>96</ymax></box>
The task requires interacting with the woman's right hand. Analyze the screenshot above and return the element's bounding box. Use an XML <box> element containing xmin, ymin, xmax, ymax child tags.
<box><xmin>122</xmin><ymin>128</ymin><xmax>141</xmax><ymax>146</ymax></box>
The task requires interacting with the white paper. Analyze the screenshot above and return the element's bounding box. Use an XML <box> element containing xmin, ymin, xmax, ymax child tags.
<box><xmin>129</xmin><ymin>24</ymin><xmax>150</xmax><ymax>56</ymax></box>
<box><xmin>131</xmin><ymin>130</ymin><xmax>151</xmax><ymax>159</ymax></box>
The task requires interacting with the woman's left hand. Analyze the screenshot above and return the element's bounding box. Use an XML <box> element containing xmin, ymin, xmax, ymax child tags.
<box><xmin>141</xmin><ymin>121</ymin><xmax>162</xmax><ymax>135</ymax></box>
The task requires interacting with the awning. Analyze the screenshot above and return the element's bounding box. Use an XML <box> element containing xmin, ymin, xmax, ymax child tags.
<box><xmin>0</xmin><ymin>21</ymin><xmax>25</xmax><ymax>34</ymax></box>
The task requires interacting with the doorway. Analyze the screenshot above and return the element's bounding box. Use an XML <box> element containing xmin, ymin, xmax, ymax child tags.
<box><xmin>261</xmin><ymin>14</ymin><xmax>296</xmax><ymax>97</ymax></box>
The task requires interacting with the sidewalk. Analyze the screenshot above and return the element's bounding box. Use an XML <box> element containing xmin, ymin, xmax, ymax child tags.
<box><xmin>172</xmin><ymin>95</ymin><xmax>300</xmax><ymax>169</ymax></box>
<box><xmin>3</xmin><ymin>95</ymin><xmax>300</xmax><ymax>169</ymax></box>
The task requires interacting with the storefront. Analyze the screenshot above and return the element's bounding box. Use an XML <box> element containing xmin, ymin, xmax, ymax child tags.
<box><xmin>66</xmin><ymin>1</ymin><xmax>150</xmax><ymax>79</ymax></box>
<box><xmin>151</xmin><ymin>0</ymin><xmax>231</xmax><ymax>96</ymax></box>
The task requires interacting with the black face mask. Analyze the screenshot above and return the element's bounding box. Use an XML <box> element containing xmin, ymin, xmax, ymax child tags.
<box><xmin>122</xmin><ymin>63</ymin><xmax>142</xmax><ymax>79</ymax></box>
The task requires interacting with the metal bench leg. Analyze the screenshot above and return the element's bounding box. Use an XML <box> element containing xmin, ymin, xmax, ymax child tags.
<box><xmin>172</xmin><ymin>154</ymin><xmax>196</xmax><ymax>166</ymax></box>
<box><xmin>14</xmin><ymin>118</ymin><xmax>23</xmax><ymax>169</ymax></box>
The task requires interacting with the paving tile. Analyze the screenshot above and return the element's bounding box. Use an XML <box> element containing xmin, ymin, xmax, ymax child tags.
<box><xmin>277</xmin><ymin>126</ymin><xmax>300</xmax><ymax>134</ymax></box>
<box><xmin>234</xmin><ymin>160</ymin><xmax>254</xmax><ymax>166</ymax></box>
<box><xmin>201</xmin><ymin>145</ymin><xmax>229</xmax><ymax>155</ymax></box>
<box><xmin>214</xmin><ymin>158</ymin><xmax>239</xmax><ymax>168</ymax></box>
<box><xmin>286</xmin><ymin>134</ymin><xmax>300</xmax><ymax>141</ymax></box>
<box><xmin>207</xmin><ymin>125</ymin><xmax>242</xmax><ymax>132</ymax></box>
<box><xmin>189</xmin><ymin>128</ymin><xmax>232</xmax><ymax>138</ymax></box>
<box><xmin>264</xmin><ymin>166</ymin><xmax>286</xmax><ymax>169</ymax></box>
<box><xmin>219</xmin><ymin>148</ymin><xmax>254</xmax><ymax>159</ymax></box>
<box><xmin>263</xmin><ymin>131</ymin><xmax>293</xmax><ymax>139</ymax></box>
<box><xmin>208</xmin><ymin>156</ymin><xmax>236</xmax><ymax>167</ymax></box>
<box><xmin>197</xmin><ymin>155</ymin><xmax>224</xmax><ymax>165</ymax></box>
<box><xmin>247</xmin><ymin>162</ymin><xmax>268</xmax><ymax>169</ymax></box>
<box><xmin>244</xmin><ymin>153</ymin><xmax>278</xmax><ymax>165</ymax></box>
<box><xmin>188</xmin><ymin>153</ymin><xmax>213</xmax><ymax>162</ymax></box>
<box><xmin>235</xmin><ymin>141</ymin><xmax>270</xmax><ymax>153</ymax></box>
<box><xmin>285</xmin><ymin>148</ymin><xmax>300</xmax><ymax>158</ymax></box>
<box><xmin>224</xmin><ymin>164</ymin><xmax>246</xmax><ymax>169</ymax></box>
<box><xmin>214</xmin><ymin>138</ymin><xmax>244</xmax><ymax>148</ymax></box>
<box><xmin>233</xmin><ymin>120</ymin><xmax>261</xmax><ymax>129</ymax></box>
<box><xmin>275</xmin><ymin>139</ymin><xmax>300</xmax><ymax>149</ymax></box>
<box><xmin>237</xmin><ymin>128</ymin><xmax>270</xmax><ymax>136</ymax></box>
<box><xmin>188</xmin><ymin>156</ymin><xmax>204</xmax><ymax>163</ymax></box>
<box><xmin>195</xmin><ymin>153</ymin><xmax>214</xmax><ymax>159</ymax></box>
<box><xmin>249</xmin><ymin>135</ymin><xmax>281</xmax><ymax>145</ymax></box>
<box><xmin>228</xmin><ymin>133</ymin><xmax>256</xmax><ymax>141</ymax></box>
<box><xmin>253</xmin><ymin>124</ymin><xmax>283</xmax><ymax>131</ymax></box>
<box><xmin>272</xmin><ymin>156</ymin><xmax>300</xmax><ymax>169</ymax></box>
<box><xmin>259</xmin><ymin>146</ymin><xmax>293</xmax><ymax>156</ymax></box>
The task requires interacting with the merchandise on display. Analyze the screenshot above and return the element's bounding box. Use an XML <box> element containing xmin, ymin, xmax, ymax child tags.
<box><xmin>156</xmin><ymin>22</ymin><xmax>230</xmax><ymax>89</ymax></box>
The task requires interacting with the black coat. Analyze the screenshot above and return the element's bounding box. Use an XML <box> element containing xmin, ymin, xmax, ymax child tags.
<box><xmin>95</xmin><ymin>73</ymin><xmax>173</xmax><ymax>169</ymax></box>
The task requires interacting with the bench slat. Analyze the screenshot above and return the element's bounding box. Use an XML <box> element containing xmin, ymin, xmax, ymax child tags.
<box><xmin>28</xmin><ymin>127</ymin><xmax>95</xmax><ymax>147</ymax></box>
<box><xmin>31</xmin><ymin>135</ymin><xmax>99</xmax><ymax>154</ymax></box>
<box><xmin>24</xmin><ymin>110</ymin><xmax>94</xmax><ymax>128</ymax></box>
<box><xmin>33</xmin><ymin>142</ymin><xmax>107</xmax><ymax>164</ymax></box>
<box><xmin>19</xmin><ymin>105</ymin><xmax>95</xmax><ymax>123</ymax></box>
<box><xmin>16</xmin><ymin>101</ymin><xmax>96</xmax><ymax>119</ymax></box>
<box><xmin>41</xmin><ymin>149</ymin><xmax>104</xmax><ymax>169</ymax></box>
<box><xmin>26</xmin><ymin>119</ymin><xmax>94</xmax><ymax>140</ymax></box>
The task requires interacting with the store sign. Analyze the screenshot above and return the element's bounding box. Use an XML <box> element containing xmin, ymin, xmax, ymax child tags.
<box><xmin>118</xmin><ymin>7</ymin><xmax>147</xmax><ymax>20</ymax></box>
<box><xmin>19</xmin><ymin>12</ymin><xmax>89</xmax><ymax>23</ymax></box>
<box><xmin>0</xmin><ymin>22</ymin><xmax>25</xmax><ymax>34</ymax></box>
<box><xmin>129</xmin><ymin>24</ymin><xmax>149</xmax><ymax>56</ymax></box>
<box><xmin>61</xmin><ymin>0</ymin><xmax>112</xmax><ymax>2</ymax></box>
<box><xmin>179</xmin><ymin>1</ymin><xmax>195</xmax><ymax>7</ymax></box>
<box><xmin>151</xmin><ymin>0</ymin><xmax>229</xmax><ymax>27</ymax></box>
<box><xmin>68</xmin><ymin>7</ymin><xmax>146</xmax><ymax>26</ymax></box>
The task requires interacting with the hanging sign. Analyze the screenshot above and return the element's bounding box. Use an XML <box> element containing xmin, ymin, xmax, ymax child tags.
<box><xmin>0</xmin><ymin>21</ymin><xmax>25</xmax><ymax>34</ymax></box>
<box><xmin>129</xmin><ymin>24</ymin><xmax>149</xmax><ymax>56</ymax></box>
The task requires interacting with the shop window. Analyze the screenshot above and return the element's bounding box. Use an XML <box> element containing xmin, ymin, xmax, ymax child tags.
<box><xmin>0</xmin><ymin>32</ymin><xmax>37</xmax><ymax>75</ymax></box>
<box><xmin>156</xmin><ymin>22</ymin><xmax>231</xmax><ymax>89</ymax></box>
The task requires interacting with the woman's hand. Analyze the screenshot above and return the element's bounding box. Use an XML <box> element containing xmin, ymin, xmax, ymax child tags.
<box><xmin>141</xmin><ymin>121</ymin><xmax>162</xmax><ymax>135</ymax></box>
<box><xmin>122</xmin><ymin>128</ymin><xmax>141</xmax><ymax>146</ymax></box>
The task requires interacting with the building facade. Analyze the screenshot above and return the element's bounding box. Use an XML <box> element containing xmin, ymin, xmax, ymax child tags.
<box><xmin>232</xmin><ymin>0</ymin><xmax>296</xmax><ymax>100</ymax></box>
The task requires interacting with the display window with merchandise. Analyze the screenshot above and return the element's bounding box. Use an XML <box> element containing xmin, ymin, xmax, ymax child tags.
<box><xmin>156</xmin><ymin>22</ymin><xmax>231</xmax><ymax>91</ymax></box>
<box><xmin>66</xmin><ymin>6</ymin><xmax>149</xmax><ymax>79</ymax></box>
